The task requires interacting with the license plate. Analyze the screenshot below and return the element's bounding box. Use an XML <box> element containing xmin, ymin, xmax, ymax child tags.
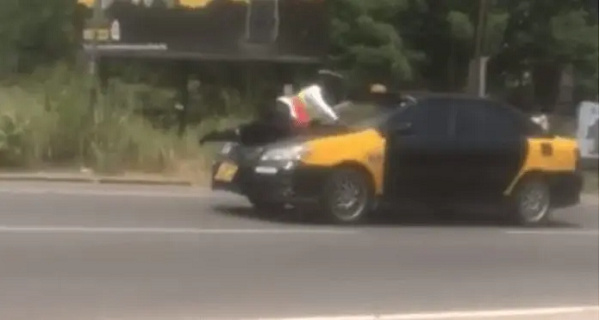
<box><xmin>214</xmin><ymin>162</ymin><xmax>238</xmax><ymax>182</ymax></box>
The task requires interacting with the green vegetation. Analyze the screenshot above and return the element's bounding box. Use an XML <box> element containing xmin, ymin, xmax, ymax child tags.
<box><xmin>0</xmin><ymin>0</ymin><xmax>597</xmax><ymax>177</ymax></box>
<box><xmin>0</xmin><ymin>65</ymin><xmax>250</xmax><ymax>179</ymax></box>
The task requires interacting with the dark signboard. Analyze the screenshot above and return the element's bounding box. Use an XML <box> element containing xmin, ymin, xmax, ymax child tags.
<box><xmin>80</xmin><ymin>0</ymin><xmax>328</xmax><ymax>63</ymax></box>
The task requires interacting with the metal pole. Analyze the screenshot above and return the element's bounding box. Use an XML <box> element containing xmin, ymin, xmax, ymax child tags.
<box><xmin>177</xmin><ymin>62</ymin><xmax>190</xmax><ymax>137</ymax></box>
<box><xmin>89</xmin><ymin>0</ymin><xmax>102</xmax><ymax>76</ymax></box>
<box><xmin>88</xmin><ymin>0</ymin><xmax>103</xmax><ymax>109</ymax></box>
<box><xmin>473</xmin><ymin>0</ymin><xmax>488</xmax><ymax>97</ymax></box>
<box><xmin>479</xmin><ymin>57</ymin><xmax>489</xmax><ymax>97</ymax></box>
<box><xmin>474</xmin><ymin>0</ymin><xmax>487</xmax><ymax>61</ymax></box>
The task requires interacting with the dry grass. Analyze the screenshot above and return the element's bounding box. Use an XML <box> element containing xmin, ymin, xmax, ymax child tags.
<box><xmin>0</xmin><ymin>64</ymin><xmax>250</xmax><ymax>179</ymax></box>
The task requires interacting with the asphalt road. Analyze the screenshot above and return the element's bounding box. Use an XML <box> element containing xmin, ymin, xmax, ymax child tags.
<box><xmin>0</xmin><ymin>181</ymin><xmax>597</xmax><ymax>320</ymax></box>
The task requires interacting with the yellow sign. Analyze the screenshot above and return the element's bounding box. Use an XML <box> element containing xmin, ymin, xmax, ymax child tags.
<box><xmin>179</xmin><ymin>0</ymin><xmax>249</xmax><ymax>8</ymax></box>
<box><xmin>97</xmin><ymin>29</ymin><xmax>109</xmax><ymax>41</ymax></box>
<box><xmin>77</xmin><ymin>0</ymin><xmax>94</xmax><ymax>7</ymax></box>
<box><xmin>214</xmin><ymin>162</ymin><xmax>238</xmax><ymax>182</ymax></box>
<box><xmin>83</xmin><ymin>29</ymin><xmax>95</xmax><ymax>41</ymax></box>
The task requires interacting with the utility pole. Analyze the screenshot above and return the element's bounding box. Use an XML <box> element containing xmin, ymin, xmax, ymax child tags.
<box><xmin>88</xmin><ymin>0</ymin><xmax>103</xmax><ymax>109</ymax></box>
<box><xmin>474</xmin><ymin>0</ymin><xmax>487</xmax><ymax>62</ymax></box>
<box><xmin>89</xmin><ymin>0</ymin><xmax>102</xmax><ymax>77</ymax></box>
<box><xmin>469</xmin><ymin>0</ymin><xmax>489</xmax><ymax>97</ymax></box>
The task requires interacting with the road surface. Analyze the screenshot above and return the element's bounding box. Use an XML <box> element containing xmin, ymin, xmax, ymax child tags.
<box><xmin>0</xmin><ymin>181</ymin><xmax>597</xmax><ymax>320</ymax></box>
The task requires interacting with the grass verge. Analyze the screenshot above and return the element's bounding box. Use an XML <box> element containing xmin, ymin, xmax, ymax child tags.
<box><xmin>0</xmin><ymin>64</ymin><xmax>251</xmax><ymax>183</ymax></box>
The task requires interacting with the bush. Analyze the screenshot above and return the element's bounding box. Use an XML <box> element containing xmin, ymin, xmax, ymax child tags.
<box><xmin>0</xmin><ymin>64</ymin><xmax>249</xmax><ymax>179</ymax></box>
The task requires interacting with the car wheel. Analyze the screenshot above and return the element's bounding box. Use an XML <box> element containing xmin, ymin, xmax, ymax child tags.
<box><xmin>508</xmin><ymin>176</ymin><xmax>552</xmax><ymax>227</ymax></box>
<box><xmin>319</xmin><ymin>167</ymin><xmax>374</xmax><ymax>225</ymax></box>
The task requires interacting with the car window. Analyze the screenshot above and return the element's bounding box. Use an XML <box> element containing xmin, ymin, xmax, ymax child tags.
<box><xmin>340</xmin><ymin>98</ymin><xmax>414</xmax><ymax>129</ymax></box>
<box><xmin>409</xmin><ymin>98</ymin><xmax>453</xmax><ymax>138</ymax></box>
<box><xmin>453</xmin><ymin>99</ymin><xmax>486</xmax><ymax>139</ymax></box>
<box><xmin>481</xmin><ymin>101</ymin><xmax>521</xmax><ymax>140</ymax></box>
<box><xmin>508</xmin><ymin>104</ymin><xmax>547</xmax><ymax>137</ymax></box>
<box><xmin>452</xmin><ymin>99</ymin><xmax>522</xmax><ymax>142</ymax></box>
<box><xmin>335</xmin><ymin>102</ymin><xmax>382</xmax><ymax>124</ymax></box>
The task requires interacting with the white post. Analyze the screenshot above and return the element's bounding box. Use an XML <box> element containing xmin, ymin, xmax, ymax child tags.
<box><xmin>478</xmin><ymin>56</ymin><xmax>489</xmax><ymax>97</ymax></box>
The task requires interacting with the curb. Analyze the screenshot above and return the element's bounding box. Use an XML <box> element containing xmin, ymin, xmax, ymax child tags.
<box><xmin>0</xmin><ymin>174</ymin><xmax>193</xmax><ymax>187</ymax></box>
<box><xmin>582</xmin><ymin>194</ymin><xmax>599</xmax><ymax>204</ymax></box>
<box><xmin>97</xmin><ymin>177</ymin><xmax>193</xmax><ymax>187</ymax></box>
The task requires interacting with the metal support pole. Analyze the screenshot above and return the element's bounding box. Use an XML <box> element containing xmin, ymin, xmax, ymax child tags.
<box><xmin>478</xmin><ymin>56</ymin><xmax>489</xmax><ymax>97</ymax></box>
<box><xmin>471</xmin><ymin>0</ymin><xmax>489</xmax><ymax>97</ymax></box>
<box><xmin>177</xmin><ymin>62</ymin><xmax>190</xmax><ymax>137</ymax></box>
<box><xmin>88</xmin><ymin>0</ymin><xmax>103</xmax><ymax>109</ymax></box>
<box><xmin>474</xmin><ymin>0</ymin><xmax>487</xmax><ymax>61</ymax></box>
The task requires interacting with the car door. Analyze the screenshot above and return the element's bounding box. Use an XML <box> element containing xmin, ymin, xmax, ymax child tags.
<box><xmin>449</xmin><ymin>98</ymin><xmax>493</xmax><ymax>199</ymax></box>
<box><xmin>450</xmin><ymin>100</ymin><xmax>528</xmax><ymax>199</ymax></box>
<box><xmin>383</xmin><ymin>97</ymin><xmax>455</xmax><ymax>200</ymax></box>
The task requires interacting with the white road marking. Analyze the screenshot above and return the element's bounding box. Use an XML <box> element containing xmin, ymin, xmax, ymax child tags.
<box><xmin>247</xmin><ymin>306</ymin><xmax>599</xmax><ymax>320</ymax></box>
<box><xmin>506</xmin><ymin>230</ymin><xmax>599</xmax><ymax>236</ymax></box>
<box><xmin>0</xmin><ymin>225</ymin><xmax>354</xmax><ymax>235</ymax></box>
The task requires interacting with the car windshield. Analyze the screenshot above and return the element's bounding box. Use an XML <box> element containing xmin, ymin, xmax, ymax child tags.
<box><xmin>333</xmin><ymin>96</ymin><xmax>415</xmax><ymax>129</ymax></box>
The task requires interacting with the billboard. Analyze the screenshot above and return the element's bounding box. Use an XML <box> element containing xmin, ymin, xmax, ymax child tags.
<box><xmin>576</xmin><ymin>101</ymin><xmax>599</xmax><ymax>160</ymax></box>
<box><xmin>79</xmin><ymin>0</ymin><xmax>328</xmax><ymax>63</ymax></box>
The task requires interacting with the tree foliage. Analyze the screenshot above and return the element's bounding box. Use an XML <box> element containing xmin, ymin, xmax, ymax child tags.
<box><xmin>327</xmin><ymin>0</ymin><xmax>423</xmax><ymax>89</ymax></box>
<box><xmin>0</xmin><ymin>0</ymin><xmax>597</xmax><ymax>113</ymax></box>
<box><xmin>0</xmin><ymin>0</ymin><xmax>78</xmax><ymax>74</ymax></box>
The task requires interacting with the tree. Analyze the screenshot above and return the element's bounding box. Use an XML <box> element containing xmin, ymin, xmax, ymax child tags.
<box><xmin>392</xmin><ymin>0</ymin><xmax>508</xmax><ymax>92</ymax></box>
<box><xmin>493</xmin><ymin>0</ymin><xmax>598</xmax><ymax>111</ymax></box>
<box><xmin>327</xmin><ymin>0</ymin><xmax>423</xmax><ymax>90</ymax></box>
<box><xmin>0</xmin><ymin>0</ymin><xmax>78</xmax><ymax>76</ymax></box>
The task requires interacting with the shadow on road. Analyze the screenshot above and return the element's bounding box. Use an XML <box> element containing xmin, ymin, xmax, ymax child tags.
<box><xmin>213</xmin><ymin>204</ymin><xmax>580</xmax><ymax>229</ymax></box>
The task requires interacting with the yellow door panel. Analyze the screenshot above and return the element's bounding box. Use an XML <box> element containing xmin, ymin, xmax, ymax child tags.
<box><xmin>301</xmin><ymin>129</ymin><xmax>386</xmax><ymax>195</ymax></box>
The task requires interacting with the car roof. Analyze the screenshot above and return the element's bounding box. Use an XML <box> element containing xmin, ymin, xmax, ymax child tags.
<box><xmin>352</xmin><ymin>89</ymin><xmax>508</xmax><ymax>111</ymax></box>
<box><xmin>401</xmin><ymin>91</ymin><xmax>493</xmax><ymax>102</ymax></box>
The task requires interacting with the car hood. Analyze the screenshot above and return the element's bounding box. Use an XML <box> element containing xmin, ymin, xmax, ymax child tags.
<box><xmin>263</xmin><ymin>125</ymin><xmax>357</xmax><ymax>148</ymax></box>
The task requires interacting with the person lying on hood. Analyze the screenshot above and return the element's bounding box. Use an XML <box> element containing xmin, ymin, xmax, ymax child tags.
<box><xmin>199</xmin><ymin>70</ymin><xmax>347</xmax><ymax>144</ymax></box>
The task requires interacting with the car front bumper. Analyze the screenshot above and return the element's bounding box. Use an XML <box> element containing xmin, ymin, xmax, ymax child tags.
<box><xmin>211</xmin><ymin>158</ymin><xmax>327</xmax><ymax>205</ymax></box>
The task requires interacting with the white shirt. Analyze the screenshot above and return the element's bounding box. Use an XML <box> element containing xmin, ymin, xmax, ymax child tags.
<box><xmin>298</xmin><ymin>85</ymin><xmax>339</xmax><ymax>122</ymax></box>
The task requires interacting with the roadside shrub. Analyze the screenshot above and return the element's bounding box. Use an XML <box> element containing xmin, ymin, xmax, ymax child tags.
<box><xmin>0</xmin><ymin>64</ymin><xmax>250</xmax><ymax>179</ymax></box>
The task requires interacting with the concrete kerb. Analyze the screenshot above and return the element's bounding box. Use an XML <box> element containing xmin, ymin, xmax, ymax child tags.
<box><xmin>97</xmin><ymin>176</ymin><xmax>193</xmax><ymax>187</ymax></box>
<box><xmin>0</xmin><ymin>173</ymin><xmax>596</xmax><ymax>202</ymax></box>
<box><xmin>0</xmin><ymin>173</ymin><xmax>193</xmax><ymax>187</ymax></box>
<box><xmin>582</xmin><ymin>194</ymin><xmax>599</xmax><ymax>204</ymax></box>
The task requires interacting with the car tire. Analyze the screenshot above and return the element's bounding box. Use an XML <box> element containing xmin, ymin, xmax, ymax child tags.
<box><xmin>507</xmin><ymin>176</ymin><xmax>552</xmax><ymax>227</ymax></box>
<box><xmin>318</xmin><ymin>167</ymin><xmax>374</xmax><ymax>225</ymax></box>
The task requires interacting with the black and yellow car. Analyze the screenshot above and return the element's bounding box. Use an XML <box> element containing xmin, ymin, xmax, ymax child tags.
<box><xmin>206</xmin><ymin>93</ymin><xmax>583</xmax><ymax>226</ymax></box>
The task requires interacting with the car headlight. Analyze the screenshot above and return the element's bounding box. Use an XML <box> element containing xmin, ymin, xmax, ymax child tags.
<box><xmin>260</xmin><ymin>145</ymin><xmax>309</xmax><ymax>162</ymax></box>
